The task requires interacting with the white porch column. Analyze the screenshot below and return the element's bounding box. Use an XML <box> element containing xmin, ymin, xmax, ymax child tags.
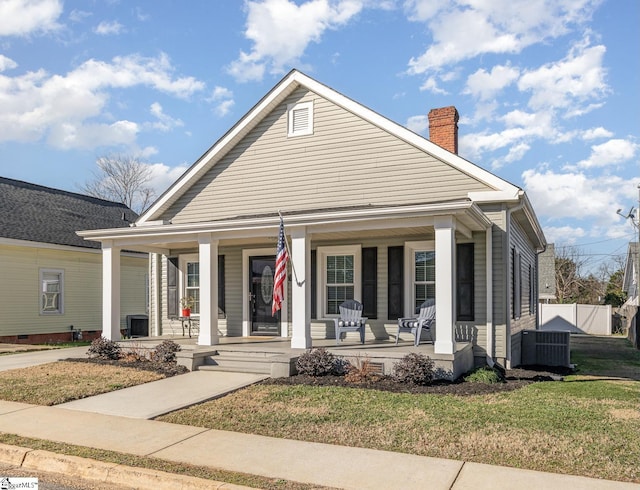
<box><xmin>434</xmin><ymin>217</ymin><xmax>456</xmax><ymax>354</ymax></box>
<box><xmin>198</xmin><ymin>234</ymin><xmax>219</xmax><ymax>346</ymax></box>
<box><xmin>290</xmin><ymin>226</ymin><xmax>312</xmax><ymax>349</ymax></box>
<box><xmin>102</xmin><ymin>240</ymin><xmax>121</xmax><ymax>341</ymax></box>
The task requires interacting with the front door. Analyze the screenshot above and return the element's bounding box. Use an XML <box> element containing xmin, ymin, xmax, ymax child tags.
<box><xmin>249</xmin><ymin>256</ymin><xmax>280</xmax><ymax>335</ymax></box>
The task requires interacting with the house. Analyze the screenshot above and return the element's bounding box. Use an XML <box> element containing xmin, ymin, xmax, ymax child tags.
<box><xmin>0</xmin><ymin>177</ymin><xmax>148</xmax><ymax>343</ymax></box>
<box><xmin>538</xmin><ymin>243</ymin><xmax>556</xmax><ymax>303</ymax></box>
<box><xmin>79</xmin><ymin>70</ymin><xmax>546</xmax><ymax>370</ymax></box>
<box><xmin>622</xmin><ymin>242</ymin><xmax>638</xmax><ymax>307</ymax></box>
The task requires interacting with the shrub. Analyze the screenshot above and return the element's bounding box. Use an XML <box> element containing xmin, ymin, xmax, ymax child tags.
<box><xmin>344</xmin><ymin>357</ymin><xmax>380</xmax><ymax>384</ymax></box>
<box><xmin>153</xmin><ymin>340</ymin><xmax>182</xmax><ymax>363</ymax></box>
<box><xmin>296</xmin><ymin>348</ymin><xmax>338</xmax><ymax>376</ymax></box>
<box><xmin>332</xmin><ymin>357</ymin><xmax>352</xmax><ymax>376</ymax></box>
<box><xmin>464</xmin><ymin>366</ymin><xmax>504</xmax><ymax>384</ymax></box>
<box><xmin>87</xmin><ymin>337</ymin><xmax>122</xmax><ymax>360</ymax></box>
<box><xmin>392</xmin><ymin>353</ymin><xmax>435</xmax><ymax>385</ymax></box>
<box><xmin>121</xmin><ymin>341</ymin><xmax>151</xmax><ymax>362</ymax></box>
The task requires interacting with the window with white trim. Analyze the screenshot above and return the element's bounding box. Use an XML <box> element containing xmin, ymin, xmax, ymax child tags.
<box><xmin>317</xmin><ymin>245</ymin><xmax>361</xmax><ymax>316</ymax></box>
<box><xmin>40</xmin><ymin>269</ymin><xmax>63</xmax><ymax>315</ymax></box>
<box><xmin>405</xmin><ymin>241</ymin><xmax>435</xmax><ymax>315</ymax></box>
<box><xmin>180</xmin><ymin>255</ymin><xmax>200</xmax><ymax>316</ymax></box>
<box><xmin>287</xmin><ymin>101</ymin><xmax>313</xmax><ymax>136</ymax></box>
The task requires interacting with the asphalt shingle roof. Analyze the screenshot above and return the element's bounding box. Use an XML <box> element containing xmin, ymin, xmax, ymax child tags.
<box><xmin>0</xmin><ymin>177</ymin><xmax>137</xmax><ymax>249</ymax></box>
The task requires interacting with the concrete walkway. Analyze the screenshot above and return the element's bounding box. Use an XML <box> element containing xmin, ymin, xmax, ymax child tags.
<box><xmin>0</xmin><ymin>347</ymin><xmax>637</xmax><ymax>489</ymax></box>
<box><xmin>58</xmin><ymin>371</ymin><xmax>268</xmax><ymax>419</ymax></box>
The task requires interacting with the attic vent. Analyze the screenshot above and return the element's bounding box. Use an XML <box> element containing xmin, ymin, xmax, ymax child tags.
<box><xmin>287</xmin><ymin>101</ymin><xmax>313</xmax><ymax>136</ymax></box>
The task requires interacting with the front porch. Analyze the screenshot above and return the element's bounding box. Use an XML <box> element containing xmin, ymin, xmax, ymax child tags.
<box><xmin>119</xmin><ymin>335</ymin><xmax>475</xmax><ymax>381</ymax></box>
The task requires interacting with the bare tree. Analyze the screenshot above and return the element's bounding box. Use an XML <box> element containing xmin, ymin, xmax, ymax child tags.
<box><xmin>554</xmin><ymin>245</ymin><xmax>593</xmax><ymax>304</ymax></box>
<box><xmin>81</xmin><ymin>154</ymin><xmax>156</xmax><ymax>213</ymax></box>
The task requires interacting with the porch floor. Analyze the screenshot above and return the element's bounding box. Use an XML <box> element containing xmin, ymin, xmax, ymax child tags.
<box><xmin>120</xmin><ymin>336</ymin><xmax>475</xmax><ymax>380</ymax></box>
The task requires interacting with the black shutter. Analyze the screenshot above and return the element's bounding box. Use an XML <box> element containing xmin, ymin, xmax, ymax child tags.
<box><xmin>456</xmin><ymin>243</ymin><xmax>474</xmax><ymax>321</ymax></box>
<box><xmin>218</xmin><ymin>255</ymin><xmax>225</xmax><ymax>319</ymax></box>
<box><xmin>362</xmin><ymin>247</ymin><xmax>378</xmax><ymax>319</ymax></box>
<box><xmin>311</xmin><ymin>250</ymin><xmax>317</xmax><ymax>319</ymax></box>
<box><xmin>167</xmin><ymin>257</ymin><xmax>179</xmax><ymax>318</ymax></box>
<box><xmin>387</xmin><ymin>246</ymin><xmax>404</xmax><ymax>320</ymax></box>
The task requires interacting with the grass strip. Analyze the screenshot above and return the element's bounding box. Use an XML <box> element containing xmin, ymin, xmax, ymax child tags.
<box><xmin>0</xmin><ymin>433</ymin><xmax>335</xmax><ymax>490</ymax></box>
<box><xmin>0</xmin><ymin>361</ymin><xmax>165</xmax><ymax>405</ymax></box>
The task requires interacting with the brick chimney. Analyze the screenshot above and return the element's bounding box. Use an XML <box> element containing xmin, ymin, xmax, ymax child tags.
<box><xmin>428</xmin><ymin>106</ymin><xmax>459</xmax><ymax>154</ymax></box>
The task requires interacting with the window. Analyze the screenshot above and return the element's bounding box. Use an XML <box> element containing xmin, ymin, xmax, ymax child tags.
<box><xmin>40</xmin><ymin>269</ymin><xmax>63</xmax><ymax>314</ymax></box>
<box><xmin>185</xmin><ymin>261</ymin><xmax>200</xmax><ymax>315</ymax></box>
<box><xmin>457</xmin><ymin>243</ymin><xmax>474</xmax><ymax>321</ymax></box>
<box><xmin>405</xmin><ymin>241</ymin><xmax>435</xmax><ymax>315</ymax></box>
<box><xmin>512</xmin><ymin>248</ymin><xmax>522</xmax><ymax>319</ymax></box>
<box><xmin>287</xmin><ymin>101</ymin><xmax>313</xmax><ymax>136</ymax></box>
<box><xmin>175</xmin><ymin>255</ymin><xmax>225</xmax><ymax>318</ymax></box>
<box><xmin>317</xmin><ymin>245</ymin><xmax>361</xmax><ymax>317</ymax></box>
<box><xmin>414</xmin><ymin>251</ymin><xmax>436</xmax><ymax>310</ymax></box>
<box><xmin>529</xmin><ymin>263</ymin><xmax>536</xmax><ymax>315</ymax></box>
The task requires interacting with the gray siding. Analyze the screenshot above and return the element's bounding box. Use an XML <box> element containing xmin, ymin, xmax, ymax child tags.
<box><xmin>163</xmin><ymin>88</ymin><xmax>492</xmax><ymax>224</ymax></box>
<box><xmin>456</xmin><ymin>231</ymin><xmax>488</xmax><ymax>360</ymax></box>
<box><xmin>481</xmin><ymin>205</ymin><xmax>508</xmax><ymax>363</ymax></box>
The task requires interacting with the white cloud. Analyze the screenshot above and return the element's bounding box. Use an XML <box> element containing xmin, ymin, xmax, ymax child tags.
<box><xmin>48</xmin><ymin>120</ymin><xmax>139</xmax><ymax>150</ymax></box>
<box><xmin>215</xmin><ymin>99</ymin><xmax>235</xmax><ymax>117</ymax></box>
<box><xmin>406</xmin><ymin>0</ymin><xmax>600</xmax><ymax>74</ymax></box>
<box><xmin>522</xmin><ymin>168</ymin><xmax>631</xmax><ymax>227</ymax></box>
<box><xmin>94</xmin><ymin>20</ymin><xmax>124</xmax><ymax>36</ymax></box>
<box><xmin>406</xmin><ymin>115</ymin><xmax>428</xmax><ymax>134</ymax></box>
<box><xmin>543</xmin><ymin>225</ymin><xmax>586</xmax><ymax>245</ymax></box>
<box><xmin>211</xmin><ymin>86</ymin><xmax>233</xmax><ymax>100</ymax></box>
<box><xmin>581</xmin><ymin>127</ymin><xmax>613</xmax><ymax>140</ymax></box>
<box><xmin>518</xmin><ymin>39</ymin><xmax>608</xmax><ymax>112</ymax></box>
<box><xmin>0</xmin><ymin>55</ymin><xmax>18</xmax><ymax>72</ymax></box>
<box><xmin>207</xmin><ymin>86</ymin><xmax>235</xmax><ymax>117</ymax></box>
<box><xmin>147</xmin><ymin>102</ymin><xmax>184</xmax><ymax>132</ymax></box>
<box><xmin>419</xmin><ymin>75</ymin><xmax>448</xmax><ymax>94</ymax></box>
<box><xmin>575</xmin><ymin>138</ymin><xmax>638</xmax><ymax>169</ymax></box>
<box><xmin>460</xmin><ymin>110</ymin><xmax>554</xmax><ymax>162</ymax></box>
<box><xmin>69</xmin><ymin>9</ymin><xmax>91</xmax><ymax>23</ymax></box>
<box><xmin>147</xmin><ymin>162</ymin><xmax>190</xmax><ymax>195</ymax></box>
<box><xmin>0</xmin><ymin>53</ymin><xmax>204</xmax><ymax>149</ymax></box>
<box><xmin>228</xmin><ymin>0</ymin><xmax>364</xmax><ymax>81</ymax></box>
<box><xmin>464</xmin><ymin>64</ymin><xmax>520</xmax><ymax>100</ymax></box>
<box><xmin>0</xmin><ymin>0</ymin><xmax>62</xmax><ymax>37</ymax></box>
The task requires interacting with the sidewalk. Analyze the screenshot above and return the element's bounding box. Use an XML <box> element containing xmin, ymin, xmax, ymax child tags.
<box><xmin>0</xmin><ymin>348</ymin><xmax>637</xmax><ymax>489</ymax></box>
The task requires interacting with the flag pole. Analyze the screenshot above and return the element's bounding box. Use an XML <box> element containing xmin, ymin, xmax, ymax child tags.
<box><xmin>278</xmin><ymin>210</ymin><xmax>304</xmax><ymax>287</ymax></box>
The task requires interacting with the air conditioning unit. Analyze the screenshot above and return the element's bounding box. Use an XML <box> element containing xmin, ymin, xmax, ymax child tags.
<box><xmin>522</xmin><ymin>330</ymin><xmax>571</xmax><ymax>367</ymax></box>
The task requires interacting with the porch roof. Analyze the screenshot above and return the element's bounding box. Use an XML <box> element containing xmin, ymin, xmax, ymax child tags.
<box><xmin>78</xmin><ymin>199</ymin><xmax>493</xmax><ymax>254</ymax></box>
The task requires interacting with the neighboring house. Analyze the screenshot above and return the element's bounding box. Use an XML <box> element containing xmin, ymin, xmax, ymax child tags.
<box><xmin>622</xmin><ymin>242</ymin><xmax>639</xmax><ymax>306</ymax></box>
<box><xmin>538</xmin><ymin>243</ymin><xmax>556</xmax><ymax>303</ymax></box>
<box><xmin>0</xmin><ymin>177</ymin><xmax>148</xmax><ymax>343</ymax></box>
<box><xmin>79</xmin><ymin>70</ymin><xmax>546</xmax><ymax>368</ymax></box>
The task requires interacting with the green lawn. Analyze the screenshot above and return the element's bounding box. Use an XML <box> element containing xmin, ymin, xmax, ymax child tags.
<box><xmin>158</xmin><ymin>335</ymin><xmax>640</xmax><ymax>483</ymax></box>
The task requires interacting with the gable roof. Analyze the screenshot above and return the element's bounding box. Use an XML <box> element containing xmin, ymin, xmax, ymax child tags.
<box><xmin>0</xmin><ymin>177</ymin><xmax>137</xmax><ymax>249</ymax></box>
<box><xmin>138</xmin><ymin>69</ymin><xmax>522</xmax><ymax>225</ymax></box>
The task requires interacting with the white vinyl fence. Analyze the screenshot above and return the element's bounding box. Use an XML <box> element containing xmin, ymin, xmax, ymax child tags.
<box><xmin>538</xmin><ymin>303</ymin><xmax>612</xmax><ymax>335</ymax></box>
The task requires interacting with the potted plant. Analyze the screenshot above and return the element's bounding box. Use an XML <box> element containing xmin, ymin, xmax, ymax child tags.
<box><xmin>180</xmin><ymin>296</ymin><xmax>194</xmax><ymax>317</ymax></box>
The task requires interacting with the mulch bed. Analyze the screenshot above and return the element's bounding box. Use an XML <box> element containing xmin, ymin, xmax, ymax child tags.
<box><xmin>68</xmin><ymin>356</ymin><xmax>571</xmax><ymax>396</ymax></box>
<box><xmin>65</xmin><ymin>357</ymin><xmax>189</xmax><ymax>377</ymax></box>
<box><xmin>263</xmin><ymin>365</ymin><xmax>572</xmax><ymax>396</ymax></box>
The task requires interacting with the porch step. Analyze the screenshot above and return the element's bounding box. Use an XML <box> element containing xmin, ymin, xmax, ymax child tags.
<box><xmin>198</xmin><ymin>353</ymin><xmax>277</xmax><ymax>375</ymax></box>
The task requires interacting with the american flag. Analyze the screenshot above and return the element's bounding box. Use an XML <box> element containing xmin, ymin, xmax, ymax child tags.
<box><xmin>272</xmin><ymin>216</ymin><xmax>289</xmax><ymax>316</ymax></box>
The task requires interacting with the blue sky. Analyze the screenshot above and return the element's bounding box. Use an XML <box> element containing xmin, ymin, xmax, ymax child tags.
<box><xmin>0</xmin><ymin>0</ymin><xmax>638</xmax><ymax>274</ymax></box>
